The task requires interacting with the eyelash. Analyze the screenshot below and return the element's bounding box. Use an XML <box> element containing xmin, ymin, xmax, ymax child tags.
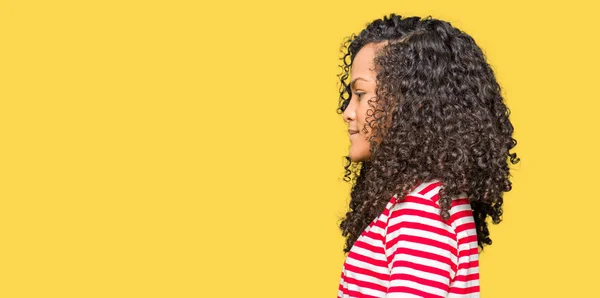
<box><xmin>353</xmin><ymin>92</ymin><xmax>365</xmax><ymax>100</ymax></box>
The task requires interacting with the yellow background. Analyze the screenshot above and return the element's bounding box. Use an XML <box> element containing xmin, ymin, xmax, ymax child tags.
<box><xmin>1</xmin><ymin>0</ymin><xmax>598</xmax><ymax>297</ymax></box>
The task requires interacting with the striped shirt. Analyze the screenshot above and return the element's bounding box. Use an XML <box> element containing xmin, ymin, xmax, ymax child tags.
<box><xmin>337</xmin><ymin>179</ymin><xmax>480</xmax><ymax>297</ymax></box>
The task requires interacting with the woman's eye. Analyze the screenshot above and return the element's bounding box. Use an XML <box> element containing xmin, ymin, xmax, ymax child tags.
<box><xmin>354</xmin><ymin>92</ymin><xmax>365</xmax><ymax>100</ymax></box>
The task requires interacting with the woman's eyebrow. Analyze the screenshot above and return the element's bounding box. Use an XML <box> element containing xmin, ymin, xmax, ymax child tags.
<box><xmin>351</xmin><ymin>77</ymin><xmax>370</xmax><ymax>89</ymax></box>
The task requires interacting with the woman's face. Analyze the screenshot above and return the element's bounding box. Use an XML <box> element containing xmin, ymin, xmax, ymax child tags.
<box><xmin>343</xmin><ymin>43</ymin><xmax>381</xmax><ymax>162</ymax></box>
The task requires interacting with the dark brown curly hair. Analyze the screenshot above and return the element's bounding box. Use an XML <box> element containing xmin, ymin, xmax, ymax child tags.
<box><xmin>336</xmin><ymin>14</ymin><xmax>520</xmax><ymax>254</ymax></box>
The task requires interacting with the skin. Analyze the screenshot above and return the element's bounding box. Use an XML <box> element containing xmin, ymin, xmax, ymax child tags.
<box><xmin>343</xmin><ymin>42</ymin><xmax>384</xmax><ymax>162</ymax></box>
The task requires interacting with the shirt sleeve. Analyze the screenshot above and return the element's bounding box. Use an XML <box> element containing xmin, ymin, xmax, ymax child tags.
<box><xmin>384</xmin><ymin>196</ymin><xmax>458</xmax><ymax>298</ymax></box>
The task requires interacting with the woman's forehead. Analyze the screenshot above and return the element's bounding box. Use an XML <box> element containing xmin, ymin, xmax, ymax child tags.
<box><xmin>351</xmin><ymin>45</ymin><xmax>378</xmax><ymax>80</ymax></box>
<box><xmin>351</xmin><ymin>42</ymin><xmax>387</xmax><ymax>79</ymax></box>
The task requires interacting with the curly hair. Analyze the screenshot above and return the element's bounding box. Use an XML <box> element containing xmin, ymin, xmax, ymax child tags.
<box><xmin>336</xmin><ymin>14</ymin><xmax>520</xmax><ymax>254</ymax></box>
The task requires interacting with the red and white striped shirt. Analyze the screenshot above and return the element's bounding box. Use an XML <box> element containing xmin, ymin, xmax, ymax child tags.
<box><xmin>338</xmin><ymin>179</ymin><xmax>480</xmax><ymax>297</ymax></box>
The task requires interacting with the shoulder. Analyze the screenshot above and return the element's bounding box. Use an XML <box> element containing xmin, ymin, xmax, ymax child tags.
<box><xmin>391</xmin><ymin>179</ymin><xmax>471</xmax><ymax>215</ymax></box>
<box><xmin>390</xmin><ymin>179</ymin><xmax>444</xmax><ymax>215</ymax></box>
<box><xmin>384</xmin><ymin>180</ymin><xmax>461</xmax><ymax>276</ymax></box>
<box><xmin>388</xmin><ymin>179</ymin><xmax>471</xmax><ymax>227</ymax></box>
<box><xmin>387</xmin><ymin>179</ymin><xmax>451</xmax><ymax>231</ymax></box>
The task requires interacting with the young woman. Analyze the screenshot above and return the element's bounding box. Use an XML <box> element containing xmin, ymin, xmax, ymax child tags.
<box><xmin>336</xmin><ymin>14</ymin><xmax>520</xmax><ymax>297</ymax></box>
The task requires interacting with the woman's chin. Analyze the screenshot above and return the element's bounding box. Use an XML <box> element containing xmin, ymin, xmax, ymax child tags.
<box><xmin>349</xmin><ymin>152</ymin><xmax>370</xmax><ymax>163</ymax></box>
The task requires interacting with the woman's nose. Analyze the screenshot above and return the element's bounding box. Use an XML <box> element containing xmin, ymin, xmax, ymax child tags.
<box><xmin>343</xmin><ymin>101</ymin><xmax>355</xmax><ymax>123</ymax></box>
